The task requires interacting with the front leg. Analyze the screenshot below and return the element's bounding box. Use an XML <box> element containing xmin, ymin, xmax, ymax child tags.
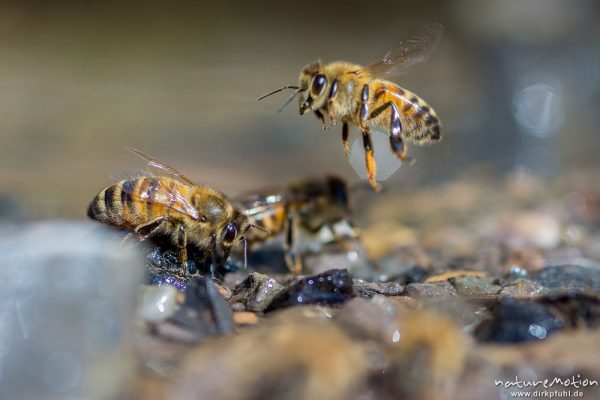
<box><xmin>314</xmin><ymin>110</ymin><xmax>327</xmax><ymax>130</ymax></box>
<box><xmin>283</xmin><ymin>213</ymin><xmax>303</xmax><ymax>275</ymax></box>
<box><xmin>342</xmin><ymin>122</ymin><xmax>350</xmax><ymax>156</ymax></box>
<box><xmin>134</xmin><ymin>216</ymin><xmax>167</xmax><ymax>241</ymax></box>
<box><xmin>176</xmin><ymin>224</ymin><xmax>188</xmax><ymax>276</ymax></box>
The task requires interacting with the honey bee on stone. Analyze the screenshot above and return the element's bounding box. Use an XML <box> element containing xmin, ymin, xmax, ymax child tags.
<box><xmin>87</xmin><ymin>147</ymin><xmax>259</xmax><ymax>276</ymax></box>
<box><xmin>236</xmin><ymin>175</ymin><xmax>358</xmax><ymax>274</ymax></box>
<box><xmin>258</xmin><ymin>23</ymin><xmax>444</xmax><ymax>191</ymax></box>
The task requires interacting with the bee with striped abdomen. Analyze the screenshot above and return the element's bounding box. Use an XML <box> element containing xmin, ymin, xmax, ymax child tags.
<box><xmin>87</xmin><ymin>147</ymin><xmax>252</xmax><ymax>276</ymax></box>
<box><xmin>236</xmin><ymin>175</ymin><xmax>358</xmax><ymax>274</ymax></box>
<box><xmin>258</xmin><ymin>24</ymin><xmax>444</xmax><ymax>191</ymax></box>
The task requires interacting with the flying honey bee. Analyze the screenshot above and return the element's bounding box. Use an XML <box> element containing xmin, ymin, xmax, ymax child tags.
<box><xmin>87</xmin><ymin>147</ymin><xmax>258</xmax><ymax>276</ymax></box>
<box><xmin>258</xmin><ymin>23</ymin><xmax>444</xmax><ymax>191</ymax></box>
<box><xmin>236</xmin><ymin>175</ymin><xmax>358</xmax><ymax>274</ymax></box>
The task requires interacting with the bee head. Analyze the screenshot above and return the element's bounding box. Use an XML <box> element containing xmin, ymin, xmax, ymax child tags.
<box><xmin>298</xmin><ymin>62</ymin><xmax>328</xmax><ymax>115</ymax></box>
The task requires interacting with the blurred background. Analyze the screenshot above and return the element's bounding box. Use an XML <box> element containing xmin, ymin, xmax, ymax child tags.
<box><xmin>0</xmin><ymin>0</ymin><xmax>599</xmax><ymax>218</ymax></box>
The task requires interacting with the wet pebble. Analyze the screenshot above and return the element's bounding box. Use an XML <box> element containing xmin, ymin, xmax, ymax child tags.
<box><xmin>229</xmin><ymin>272</ymin><xmax>284</xmax><ymax>312</ymax></box>
<box><xmin>137</xmin><ymin>285</ymin><xmax>179</xmax><ymax>323</ymax></box>
<box><xmin>158</xmin><ymin>276</ymin><xmax>235</xmax><ymax>341</ymax></box>
<box><xmin>265</xmin><ymin>269</ymin><xmax>354</xmax><ymax>312</ymax></box>
<box><xmin>475</xmin><ymin>298</ymin><xmax>565</xmax><ymax>343</ymax></box>
<box><xmin>404</xmin><ymin>281</ymin><xmax>457</xmax><ymax>299</ymax></box>
<box><xmin>450</xmin><ymin>275</ymin><xmax>502</xmax><ymax>298</ymax></box>
<box><xmin>531</xmin><ymin>264</ymin><xmax>600</xmax><ymax>294</ymax></box>
<box><xmin>353</xmin><ymin>279</ymin><xmax>404</xmax><ymax>298</ymax></box>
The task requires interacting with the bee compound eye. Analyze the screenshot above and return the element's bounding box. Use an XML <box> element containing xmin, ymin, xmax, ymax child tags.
<box><xmin>311</xmin><ymin>74</ymin><xmax>327</xmax><ymax>96</ymax></box>
<box><xmin>223</xmin><ymin>223</ymin><xmax>237</xmax><ymax>244</ymax></box>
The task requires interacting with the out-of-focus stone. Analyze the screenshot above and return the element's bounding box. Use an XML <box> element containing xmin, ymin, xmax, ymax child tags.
<box><xmin>404</xmin><ymin>281</ymin><xmax>457</xmax><ymax>299</ymax></box>
<box><xmin>511</xmin><ymin>212</ymin><xmax>561</xmax><ymax>249</ymax></box>
<box><xmin>158</xmin><ymin>276</ymin><xmax>235</xmax><ymax>342</ymax></box>
<box><xmin>353</xmin><ymin>279</ymin><xmax>404</xmax><ymax>298</ymax></box>
<box><xmin>450</xmin><ymin>275</ymin><xmax>502</xmax><ymax>298</ymax></box>
<box><xmin>498</xmin><ymin>279</ymin><xmax>542</xmax><ymax>298</ymax></box>
<box><xmin>474</xmin><ymin>298</ymin><xmax>565</xmax><ymax>343</ymax></box>
<box><xmin>169</xmin><ymin>309</ymin><xmax>367</xmax><ymax>400</ymax></box>
<box><xmin>265</xmin><ymin>269</ymin><xmax>354</xmax><ymax>312</ymax></box>
<box><xmin>0</xmin><ymin>222</ymin><xmax>143</xmax><ymax>400</ymax></box>
<box><xmin>229</xmin><ymin>272</ymin><xmax>283</xmax><ymax>312</ymax></box>
<box><xmin>232</xmin><ymin>311</ymin><xmax>259</xmax><ymax>326</ymax></box>
<box><xmin>531</xmin><ymin>265</ymin><xmax>600</xmax><ymax>294</ymax></box>
<box><xmin>137</xmin><ymin>285</ymin><xmax>179</xmax><ymax>323</ymax></box>
<box><xmin>374</xmin><ymin>311</ymin><xmax>470</xmax><ymax>400</ymax></box>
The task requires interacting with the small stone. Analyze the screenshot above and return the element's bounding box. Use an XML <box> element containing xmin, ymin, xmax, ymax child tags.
<box><xmin>404</xmin><ymin>282</ymin><xmax>457</xmax><ymax>299</ymax></box>
<box><xmin>450</xmin><ymin>276</ymin><xmax>502</xmax><ymax>298</ymax></box>
<box><xmin>353</xmin><ymin>279</ymin><xmax>404</xmax><ymax>298</ymax></box>
<box><xmin>137</xmin><ymin>285</ymin><xmax>179</xmax><ymax>323</ymax></box>
<box><xmin>265</xmin><ymin>269</ymin><xmax>354</xmax><ymax>312</ymax></box>
<box><xmin>498</xmin><ymin>279</ymin><xmax>542</xmax><ymax>298</ymax></box>
<box><xmin>474</xmin><ymin>298</ymin><xmax>565</xmax><ymax>343</ymax></box>
<box><xmin>162</xmin><ymin>276</ymin><xmax>235</xmax><ymax>341</ymax></box>
<box><xmin>531</xmin><ymin>265</ymin><xmax>600</xmax><ymax>294</ymax></box>
<box><xmin>229</xmin><ymin>272</ymin><xmax>284</xmax><ymax>312</ymax></box>
<box><xmin>233</xmin><ymin>311</ymin><xmax>259</xmax><ymax>325</ymax></box>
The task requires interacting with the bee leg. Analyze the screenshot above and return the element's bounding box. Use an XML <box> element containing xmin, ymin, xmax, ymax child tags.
<box><xmin>342</xmin><ymin>122</ymin><xmax>350</xmax><ymax>156</ymax></box>
<box><xmin>326</xmin><ymin>79</ymin><xmax>338</xmax><ymax>126</ymax></box>
<box><xmin>176</xmin><ymin>225</ymin><xmax>188</xmax><ymax>276</ymax></box>
<box><xmin>134</xmin><ymin>216</ymin><xmax>167</xmax><ymax>241</ymax></box>
<box><xmin>361</xmin><ymin>128</ymin><xmax>381</xmax><ymax>191</ymax></box>
<box><xmin>388</xmin><ymin>102</ymin><xmax>415</xmax><ymax>165</ymax></box>
<box><xmin>327</xmin><ymin>109</ymin><xmax>336</xmax><ymax>126</ymax></box>
<box><xmin>358</xmin><ymin>84</ymin><xmax>369</xmax><ymax>130</ymax></box>
<box><xmin>121</xmin><ymin>232</ymin><xmax>134</xmax><ymax>246</ymax></box>
<box><xmin>283</xmin><ymin>213</ymin><xmax>303</xmax><ymax>275</ymax></box>
<box><xmin>314</xmin><ymin>110</ymin><xmax>328</xmax><ymax>130</ymax></box>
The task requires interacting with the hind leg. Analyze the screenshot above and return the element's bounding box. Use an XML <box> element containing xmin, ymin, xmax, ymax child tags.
<box><xmin>370</xmin><ymin>100</ymin><xmax>414</xmax><ymax>164</ymax></box>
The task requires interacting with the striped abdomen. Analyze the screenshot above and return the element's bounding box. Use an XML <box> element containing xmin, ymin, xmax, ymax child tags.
<box><xmin>87</xmin><ymin>177</ymin><xmax>187</xmax><ymax>228</ymax></box>
<box><xmin>371</xmin><ymin>82</ymin><xmax>442</xmax><ymax>144</ymax></box>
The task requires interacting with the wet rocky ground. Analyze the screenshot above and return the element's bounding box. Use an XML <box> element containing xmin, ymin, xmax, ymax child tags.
<box><xmin>3</xmin><ymin>169</ymin><xmax>600</xmax><ymax>400</ymax></box>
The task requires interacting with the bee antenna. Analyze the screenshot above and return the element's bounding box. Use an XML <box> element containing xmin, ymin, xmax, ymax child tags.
<box><xmin>248</xmin><ymin>223</ymin><xmax>271</xmax><ymax>234</ymax></box>
<box><xmin>241</xmin><ymin>236</ymin><xmax>248</xmax><ymax>270</ymax></box>
<box><xmin>257</xmin><ymin>85</ymin><xmax>300</xmax><ymax>101</ymax></box>
<box><xmin>277</xmin><ymin>89</ymin><xmax>302</xmax><ymax>113</ymax></box>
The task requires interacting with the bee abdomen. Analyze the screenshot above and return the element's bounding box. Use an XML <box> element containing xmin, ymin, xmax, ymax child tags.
<box><xmin>87</xmin><ymin>179</ymin><xmax>142</xmax><ymax>227</ymax></box>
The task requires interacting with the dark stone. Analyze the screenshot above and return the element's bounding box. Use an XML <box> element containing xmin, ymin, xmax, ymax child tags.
<box><xmin>474</xmin><ymin>298</ymin><xmax>565</xmax><ymax>343</ymax></box>
<box><xmin>531</xmin><ymin>265</ymin><xmax>600</xmax><ymax>294</ymax></box>
<box><xmin>265</xmin><ymin>269</ymin><xmax>354</xmax><ymax>312</ymax></box>
<box><xmin>163</xmin><ymin>276</ymin><xmax>235</xmax><ymax>340</ymax></box>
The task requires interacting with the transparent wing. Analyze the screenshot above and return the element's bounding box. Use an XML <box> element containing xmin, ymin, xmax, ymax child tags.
<box><xmin>118</xmin><ymin>176</ymin><xmax>200</xmax><ymax>221</ymax></box>
<box><xmin>367</xmin><ymin>23</ymin><xmax>444</xmax><ymax>77</ymax></box>
<box><xmin>237</xmin><ymin>193</ymin><xmax>286</xmax><ymax>219</ymax></box>
<box><xmin>124</xmin><ymin>146</ymin><xmax>198</xmax><ymax>187</ymax></box>
<box><xmin>108</xmin><ymin>168</ymin><xmax>155</xmax><ymax>182</ymax></box>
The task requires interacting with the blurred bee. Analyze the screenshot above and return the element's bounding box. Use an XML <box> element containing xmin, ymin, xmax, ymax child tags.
<box><xmin>258</xmin><ymin>24</ymin><xmax>444</xmax><ymax>191</ymax></box>
<box><xmin>87</xmin><ymin>147</ymin><xmax>255</xmax><ymax>276</ymax></box>
<box><xmin>236</xmin><ymin>175</ymin><xmax>358</xmax><ymax>274</ymax></box>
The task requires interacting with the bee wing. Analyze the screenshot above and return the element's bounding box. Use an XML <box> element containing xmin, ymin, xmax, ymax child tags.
<box><xmin>119</xmin><ymin>177</ymin><xmax>200</xmax><ymax>221</ymax></box>
<box><xmin>237</xmin><ymin>193</ymin><xmax>286</xmax><ymax>219</ymax></box>
<box><xmin>366</xmin><ymin>23</ymin><xmax>443</xmax><ymax>77</ymax></box>
<box><xmin>124</xmin><ymin>146</ymin><xmax>198</xmax><ymax>187</ymax></box>
<box><xmin>108</xmin><ymin>168</ymin><xmax>155</xmax><ymax>182</ymax></box>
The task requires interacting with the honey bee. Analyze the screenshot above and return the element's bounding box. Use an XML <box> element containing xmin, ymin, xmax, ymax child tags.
<box><xmin>236</xmin><ymin>175</ymin><xmax>358</xmax><ymax>274</ymax></box>
<box><xmin>87</xmin><ymin>147</ymin><xmax>254</xmax><ymax>276</ymax></box>
<box><xmin>259</xmin><ymin>24</ymin><xmax>444</xmax><ymax>191</ymax></box>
